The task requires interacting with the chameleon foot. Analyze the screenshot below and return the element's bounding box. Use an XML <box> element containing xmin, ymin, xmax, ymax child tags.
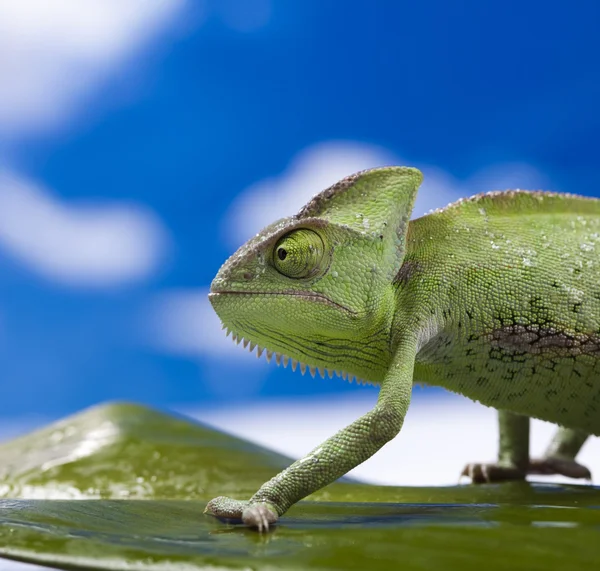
<box><xmin>204</xmin><ymin>496</ymin><xmax>279</xmax><ymax>532</ymax></box>
<box><xmin>462</xmin><ymin>458</ymin><xmax>592</xmax><ymax>483</ymax></box>
<box><xmin>528</xmin><ymin>457</ymin><xmax>592</xmax><ymax>480</ymax></box>
<box><xmin>461</xmin><ymin>462</ymin><xmax>525</xmax><ymax>483</ymax></box>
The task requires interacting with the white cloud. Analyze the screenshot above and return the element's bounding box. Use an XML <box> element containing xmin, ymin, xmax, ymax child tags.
<box><xmin>0</xmin><ymin>172</ymin><xmax>168</xmax><ymax>287</ymax></box>
<box><xmin>0</xmin><ymin>0</ymin><xmax>188</xmax><ymax>138</ymax></box>
<box><xmin>223</xmin><ymin>141</ymin><xmax>550</xmax><ymax>249</ymax></box>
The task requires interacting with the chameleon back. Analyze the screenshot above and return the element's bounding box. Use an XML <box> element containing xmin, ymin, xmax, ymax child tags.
<box><xmin>400</xmin><ymin>191</ymin><xmax>600</xmax><ymax>434</ymax></box>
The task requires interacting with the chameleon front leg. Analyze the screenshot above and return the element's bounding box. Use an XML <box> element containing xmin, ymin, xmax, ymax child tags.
<box><xmin>462</xmin><ymin>411</ymin><xmax>591</xmax><ymax>483</ymax></box>
<box><xmin>204</xmin><ymin>339</ymin><xmax>417</xmax><ymax>531</ymax></box>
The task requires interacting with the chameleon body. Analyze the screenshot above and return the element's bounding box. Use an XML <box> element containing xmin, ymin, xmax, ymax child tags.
<box><xmin>205</xmin><ymin>167</ymin><xmax>598</xmax><ymax>531</ymax></box>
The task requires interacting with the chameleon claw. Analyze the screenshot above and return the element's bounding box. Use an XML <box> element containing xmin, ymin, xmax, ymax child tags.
<box><xmin>242</xmin><ymin>503</ymin><xmax>278</xmax><ymax>533</ymax></box>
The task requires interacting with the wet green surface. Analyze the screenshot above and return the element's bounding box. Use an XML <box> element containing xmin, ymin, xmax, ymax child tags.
<box><xmin>0</xmin><ymin>402</ymin><xmax>598</xmax><ymax>570</ymax></box>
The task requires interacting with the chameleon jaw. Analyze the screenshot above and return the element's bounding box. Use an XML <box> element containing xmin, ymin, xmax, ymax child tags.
<box><xmin>222</xmin><ymin>324</ymin><xmax>375</xmax><ymax>386</ymax></box>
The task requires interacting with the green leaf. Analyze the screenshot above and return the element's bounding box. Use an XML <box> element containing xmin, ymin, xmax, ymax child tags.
<box><xmin>0</xmin><ymin>402</ymin><xmax>599</xmax><ymax>571</ymax></box>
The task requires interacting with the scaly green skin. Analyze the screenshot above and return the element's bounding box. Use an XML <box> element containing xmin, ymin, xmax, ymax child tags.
<box><xmin>205</xmin><ymin>167</ymin><xmax>599</xmax><ymax>531</ymax></box>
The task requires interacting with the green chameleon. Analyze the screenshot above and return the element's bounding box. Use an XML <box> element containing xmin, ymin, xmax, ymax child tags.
<box><xmin>205</xmin><ymin>166</ymin><xmax>598</xmax><ymax>531</ymax></box>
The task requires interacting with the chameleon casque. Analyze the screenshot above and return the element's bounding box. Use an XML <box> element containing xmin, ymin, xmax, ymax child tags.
<box><xmin>205</xmin><ymin>166</ymin><xmax>599</xmax><ymax>531</ymax></box>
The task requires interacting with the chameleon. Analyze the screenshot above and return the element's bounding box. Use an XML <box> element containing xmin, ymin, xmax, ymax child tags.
<box><xmin>205</xmin><ymin>166</ymin><xmax>599</xmax><ymax>531</ymax></box>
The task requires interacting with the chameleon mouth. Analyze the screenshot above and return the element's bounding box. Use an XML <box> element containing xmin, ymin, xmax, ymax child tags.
<box><xmin>209</xmin><ymin>291</ymin><xmax>357</xmax><ymax>316</ymax></box>
<box><xmin>221</xmin><ymin>323</ymin><xmax>375</xmax><ymax>386</ymax></box>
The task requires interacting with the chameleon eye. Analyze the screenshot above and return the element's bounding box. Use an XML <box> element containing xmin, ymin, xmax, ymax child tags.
<box><xmin>273</xmin><ymin>229</ymin><xmax>325</xmax><ymax>279</ymax></box>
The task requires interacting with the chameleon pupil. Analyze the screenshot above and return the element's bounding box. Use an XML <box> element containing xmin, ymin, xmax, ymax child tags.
<box><xmin>278</xmin><ymin>248</ymin><xmax>287</xmax><ymax>261</ymax></box>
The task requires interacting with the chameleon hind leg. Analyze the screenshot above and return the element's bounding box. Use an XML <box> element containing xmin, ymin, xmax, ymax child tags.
<box><xmin>528</xmin><ymin>424</ymin><xmax>591</xmax><ymax>480</ymax></box>
<box><xmin>462</xmin><ymin>410</ymin><xmax>591</xmax><ymax>483</ymax></box>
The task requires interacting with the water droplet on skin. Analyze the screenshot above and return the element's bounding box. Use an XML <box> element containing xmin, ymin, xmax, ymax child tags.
<box><xmin>331</xmin><ymin>271</ymin><xmax>338</xmax><ymax>278</ymax></box>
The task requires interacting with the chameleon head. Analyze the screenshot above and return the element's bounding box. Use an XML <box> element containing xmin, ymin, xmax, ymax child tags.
<box><xmin>209</xmin><ymin>166</ymin><xmax>423</xmax><ymax>384</ymax></box>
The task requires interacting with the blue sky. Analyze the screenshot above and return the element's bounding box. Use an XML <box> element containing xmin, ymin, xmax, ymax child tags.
<box><xmin>0</xmin><ymin>0</ymin><xmax>599</xmax><ymax>419</ymax></box>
